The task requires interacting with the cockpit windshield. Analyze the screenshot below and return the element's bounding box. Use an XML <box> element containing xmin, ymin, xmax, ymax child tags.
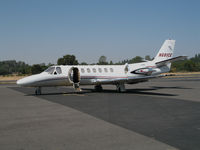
<box><xmin>44</xmin><ymin>66</ymin><xmax>55</xmax><ymax>74</ymax></box>
<box><xmin>56</xmin><ymin>67</ymin><xmax>62</xmax><ymax>74</ymax></box>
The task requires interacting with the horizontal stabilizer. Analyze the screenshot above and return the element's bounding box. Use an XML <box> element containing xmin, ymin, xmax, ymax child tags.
<box><xmin>155</xmin><ymin>56</ymin><xmax>187</xmax><ymax>67</ymax></box>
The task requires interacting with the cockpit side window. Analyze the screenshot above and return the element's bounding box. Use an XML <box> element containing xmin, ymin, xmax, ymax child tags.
<box><xmin>44</xmin><ymin>67</ymin><xmax>55</xmax><ymax>74</ymax></box>
<box><xmin>56</xmin><ymin>67</ymin><xmax>62</xmax><ymax>74</ymax></box>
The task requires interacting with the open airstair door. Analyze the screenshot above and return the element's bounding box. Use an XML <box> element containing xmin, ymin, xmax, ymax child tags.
<box><xmin>68</xmin><ymin>67</ymin><xmax>81</xmax><ymax>91</ymax></box>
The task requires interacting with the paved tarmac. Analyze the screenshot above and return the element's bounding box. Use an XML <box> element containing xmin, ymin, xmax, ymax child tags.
<box><xmin>0</xmin><ymin>76</ymin><xmax>200</xmax><ymax>150</ymax></box>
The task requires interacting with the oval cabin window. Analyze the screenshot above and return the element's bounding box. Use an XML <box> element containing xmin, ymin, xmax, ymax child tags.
<box><xmin>81</xmin><ymin>68</ymin><xmax>85</xmax><ymax>73</ymax></box>
<box><xmin>110</xmin><ymin>68</ymin><xmax>114</xmax><ymax>72</ymax></box>
<box><xmin>87</xmin><ymin>68</ymin><xmax>91</xmax><ymax>73</ymax></box>
<box><xmin>104</xmin><ymin>68</ymin><xmax>108</xmax><ymax>73</ymax></box>
<box><xmin>98</xmin><ymin>68</ymin><xmax>102</xmax><ymax>73</ymax></box>
<box><xmin>92</xmin><ymin>68</ymin><xmax>96</xmax><ymax>73</ymax></box>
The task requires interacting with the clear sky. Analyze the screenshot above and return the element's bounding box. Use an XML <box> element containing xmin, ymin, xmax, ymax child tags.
<box><xmin>0</xmin><ymin>0</ymin><xmax>199</xmax><ymax>64</ymax></box>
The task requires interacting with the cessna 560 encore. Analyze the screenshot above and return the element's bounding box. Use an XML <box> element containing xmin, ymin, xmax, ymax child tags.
<box><xmin>17</xmin><ymin>39</ymin><xmax>186</xmax><ymax>95</ymax></box>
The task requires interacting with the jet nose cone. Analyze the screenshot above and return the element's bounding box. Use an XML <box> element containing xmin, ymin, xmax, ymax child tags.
<box><xmin>16</xmin><ymin>79</ymin><xmax>24</xmax><ymax>86</ymax></box>
<box><xmin>17</xmin><ymin>78</ymin><xmax>30</xmax><ymax>86</ymax></box>
<box><xmin>16</xmin><ymin>74</ymin><xmax>41</xmax><ymax>87</ymax></box>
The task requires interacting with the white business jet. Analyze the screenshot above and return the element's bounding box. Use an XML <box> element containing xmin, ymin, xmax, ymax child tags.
<box><xmin>17</xmin><ymin>39</ymin><xmax>186</xmax><ymax>95</ymax></box>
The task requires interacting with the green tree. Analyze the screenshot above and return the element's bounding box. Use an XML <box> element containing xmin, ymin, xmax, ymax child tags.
<box><xmin>171</xmin><ymin>60</ymin><xmax>187</xmax><ymax>72</ymax></box>
<box><xmin>31</xmin><ymin>64</ymin><xmax>44</xmax><ymax>74</ymax></box>
<box><xmin>0</xmin><ymin>60</ymin><xmax>31</xmax><ymax>75</ymax></box>
<box><xmin>191</xmin><ymin>54</ymin><xmax>200</xmax><ymax>63</ymax></box>
<box><xmin>80</xmin><ymin>62</ymin><xmax>88</xmax><ymax>65</ymax></box>
<box><xmin>0</xmin><ymin>65</ymin><xmax>9</xmax><ymax>75</ymax></box>
<box><xmin>57</xmin><ymin>55</ymin><xmax>78</xmax><ymax>65</ymax></box>
<box><xmin>183</xmin><ymin>60</ymin><xmax>198</xmax><ymax>72</ymax></box>
<box><xmin>98</xmin><ymin>55</ymin><xmax>108</xmax><ymax>65</ymax></box>
<box><xmin>145</xmin><ymin>55</ymin><xmax>152</xmax><ymax>61</ymax></box>
<box><xmin>18</xmin><ymin>65</ymin><xmax>31</xmax><ymax>75</ymax></box>
<box><xmin>129</xmin><ymin>56</ymin><xmax>144</xmax><ymax>64</ymax></box>
<box><xmin>109</xmin><ymin>61</ymin><xmax>113</xmax><ymax>65</ymax></box>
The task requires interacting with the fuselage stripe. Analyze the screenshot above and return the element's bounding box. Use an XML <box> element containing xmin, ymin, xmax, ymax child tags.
<box><xmin>80</xmin><ymin>76</ymin><xmax>128</xmax><ymax>79</ymax></box>
<box><xmin>34</xmin><ymin>76</ymin><xmax>128</xmax><ymax>83</ymax></box>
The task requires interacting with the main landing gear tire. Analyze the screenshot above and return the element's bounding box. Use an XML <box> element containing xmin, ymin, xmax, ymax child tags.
<box><xmin>94</xmin><ymin>85</ymin><xmax>103</xmax><ymax>92</ymax></box>
<box><xmin>116</xmin><ymin>84</ymin><xmax>126</xmax><ymax>93</ymax></box>
<box><xmin>35</xmin><ymin>87</ymin><xmax>42</xmax><ymax>95</ymax></box>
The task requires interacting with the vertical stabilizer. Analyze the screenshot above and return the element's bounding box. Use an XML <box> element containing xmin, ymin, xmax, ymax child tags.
<box><xmin>153</xmin><ymin>39</ymin><xmax>175</xmax><ymax>63</ymax></box>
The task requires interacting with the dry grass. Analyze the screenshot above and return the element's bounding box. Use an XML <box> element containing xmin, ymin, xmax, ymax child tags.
<box><xmin>0</xmin><ymin>75</ymin><xmax>27</xmax><ymax>81</ymax></box>
<box><xmin>163</xmin><ymin>72</ymin><xmax>200</xmax><ymax>78</ymax></box>
<box><xmin>165</xmin><ymin>72</ymin><xmax>200</xmax><ymax>75</ymax></box>
<box><xmin>169</xmin><ymin>72</ymin><xmax>200</xmax><ymax>75</ymax></box>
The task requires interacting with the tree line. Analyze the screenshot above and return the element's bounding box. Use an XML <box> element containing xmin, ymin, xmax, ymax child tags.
<box><xmin>0</xmin><ymin>54</ymin><xmax>200</xmax><ymax>75</ymax></box>
<box><xmin>0</xmin><ymin>60</ymin><xmax>50</xmax><ymax>75</ymax></box>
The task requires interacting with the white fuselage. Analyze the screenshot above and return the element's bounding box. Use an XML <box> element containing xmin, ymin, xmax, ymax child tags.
<box><xmin>16</xmin><ymin>61</ymin><xmax>169</xmax><ymax>87</ymax></box>
<box><xmin>17</xmin><ymin>39</ymin><xmax>181</xmax><ymax>93</ymax></box>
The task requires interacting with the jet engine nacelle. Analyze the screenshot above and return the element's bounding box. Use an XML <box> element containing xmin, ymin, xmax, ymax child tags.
<box><xmin>131</xmin><ymin>68</ymin><xmax>153</xmax><ymax>75</ymax></box>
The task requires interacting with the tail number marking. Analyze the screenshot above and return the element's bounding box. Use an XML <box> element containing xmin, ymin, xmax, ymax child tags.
<box><xmin>159</xmin><ymin>53</ymin><xmax>172</xmax><ymax>57</ymax></box>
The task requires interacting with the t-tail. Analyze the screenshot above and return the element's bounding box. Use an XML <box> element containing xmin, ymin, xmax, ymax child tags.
<box><xmin>153</xmin><ymin>39</ymin><xmax>175</xmax><ymax>63</ymax></box>
<box><xmin>152</xmin><ymin>39</ymin><xmax>186</xmax><ymax>71</ymax></box>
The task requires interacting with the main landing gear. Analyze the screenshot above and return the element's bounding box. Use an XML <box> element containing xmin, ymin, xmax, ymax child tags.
<box><xmin>94</xmin><ymin>85</ymin><xmax>103</xmax><ymax>92</ymax></box>
<box><xmin>35</xmin><ymin>87</ymin><xmax>42</xmax><ymax>95</ymax></box>
<box><xmin>94</xmin><ymin>84</ymin><xmax>126</xmax><ymax>93</ymax></box>
<box><xmin>116</xmin><ymin>84</ymin><xmax>126</xmax><ymax>93</ymax></box>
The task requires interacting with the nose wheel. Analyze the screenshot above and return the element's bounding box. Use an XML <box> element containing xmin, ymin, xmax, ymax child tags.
<box><xmin>35</xmin><ymin>87</ymin><xmax>42</xmax><ymax>95</ymax></box>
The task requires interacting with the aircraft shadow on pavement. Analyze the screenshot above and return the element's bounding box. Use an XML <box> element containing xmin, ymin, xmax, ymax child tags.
<box><xmin>27</xmin><ymin>91</ymin><xmax>87</xmax><ymax>96</ymax></box>
<box><xmin>9</xmin><ymin>87</ymin><xmax>88</xmax><ymax>96</ymax></box>
<box><xmin>10</xmin><ymin>86</ymin><xmax>177</xmax><ymax>97</ymax></box>
<box><xmin>82</xmin><ymin>88</ymin><xmax>177</xmax><ymax>97</ymax></box>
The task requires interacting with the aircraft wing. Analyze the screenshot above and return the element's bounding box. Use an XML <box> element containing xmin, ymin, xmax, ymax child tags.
<box><xmin>155</xmin><ymin>56</ymin><xmax>187</xmax><ymax>67</ymax></box>
<box><xmin>93</xmin><ymin>75</ymin><xmax>161</xmax><ymax>84</ymax></box>
<box><xmin>94</xmin><ymin>78</ymin><xmax>128</xmax><ymax>84</ymax></box>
